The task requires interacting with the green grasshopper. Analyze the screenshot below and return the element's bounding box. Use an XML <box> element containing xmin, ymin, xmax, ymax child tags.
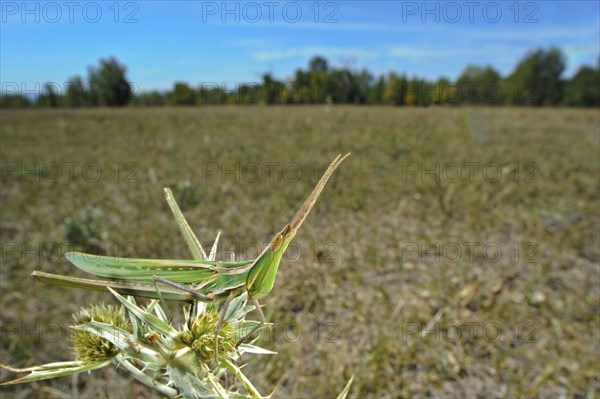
<box><xmin>32</xmin><ymin>154</ymin><xmax>349</xmax><ymax>357</ymax></box>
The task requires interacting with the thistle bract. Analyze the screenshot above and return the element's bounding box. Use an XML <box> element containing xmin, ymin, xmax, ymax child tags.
<box><xmin>72</xmin><ymin>304</ymin><xmax>131</xmax><ymax>363</ymax></box>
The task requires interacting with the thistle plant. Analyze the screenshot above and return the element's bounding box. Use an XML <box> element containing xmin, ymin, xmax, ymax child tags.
<box><xmin>1</xmin><ymin>155</ymin><xmax>353</xmax><ymax>398</ymax></box>
<box><xmin>2</xmin><ymin>232</ymin><xmax>272</xmax><ymax>398</ymax></box>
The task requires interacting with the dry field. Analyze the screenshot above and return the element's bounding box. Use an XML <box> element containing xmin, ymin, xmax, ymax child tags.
<box><xmin>1</xmin><ymin>106</ymin><xmax>598</xmax><ymax>398</ymax></box>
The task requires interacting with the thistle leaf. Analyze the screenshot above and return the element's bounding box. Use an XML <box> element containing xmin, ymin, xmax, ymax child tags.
<box><xmin>126</xmin><ymin>296</ymin><xmax>150</xmax><ymax>340</ymax></box>
<box><xmin>336</xmin><ymin>375</ymin><xmax>355</xmax><ymax>399</ymax></box>
<box><xmin>168</xmin><ymin>366</ymin><xmax>219</xmax><ymax>399</ymax></box>
<box><xmin>0</xmin><ymin>360</ymin><xmax>110</xmax><ymax>385</ymax></box>
<box><xmin>238</xmin><ymin>344</ymin><xmax>277</xmax><ymax>355</ymax></box>
<box><xmin>115</xmin><ymin>355</ymin><xmax>177</xmax><ymax>398</ymax></box>
<box><xmin>225</xmin><ymin>292</ymin><xmax>249</xmax><ymax>321</ymax></box>
<box><xmin>208</xmin><ymin>231</ymin><xmax>221</xmax><ymax>261</ymax></box>
<box><xmin>108</xmin><ymin>287</ymin><xmax>178</xmax><ymax>339</ymax></box>
<box><xmin>234</xmin><ymin>321</ymin><xmax>264</xmax><ymax>344</ymax></box>
<box><xmin>150</xmin><ymin>299</ymin><xmax>171</xmax><ymax>322</ymax></box>
<box><xmin>164</xmin><ymin>187</ymin><xmax>208</xmax><ymax>261</ymax></box>
<box><xmin>221</xmin><ymin>358</ymin><xmax>264</xmax><ymax>399</ymax></box>
<box><xmin>201</xmin><ymin>363</ymin><xmax>230</xmax><ymax>399</ymax></box>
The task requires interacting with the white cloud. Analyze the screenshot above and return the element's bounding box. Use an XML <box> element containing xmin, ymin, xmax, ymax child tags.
<box><xmin>388</xmin><ymin>47</ymin><xmax>477</xmax><ymax>58</ymax></box>
<box><xmin>387</xmin><ymin>43</ymin><xmax>528</xmax><ymax>60</ymax></box>
<box><xmin>456</xmin><ymin>24</ymin><xmax>599</xmax><ymax>42</ymax></box>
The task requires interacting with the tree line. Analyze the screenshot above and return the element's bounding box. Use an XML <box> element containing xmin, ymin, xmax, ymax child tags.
<box><xmin>2</xmin><ymin>47</ymin><xmax>598</xmax><ymax>108</ymax></box>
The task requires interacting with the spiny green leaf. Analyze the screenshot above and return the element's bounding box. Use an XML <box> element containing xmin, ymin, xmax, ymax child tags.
<box><xmin>126</xmin><ymin>296</ymin><xmax>150</xmax><ymax>340</ymax></box>
<box><xmin>201</xmin><ymin>363</ymin><xmax>230</xmax><ymax>399</ymax></box>
<box><xmin>225</xmin><ymin>292</ymin><xmax>250</xmax><ymax>321</ymax></box>
<box><xmin>0</xmin><ymin>360</ymin><xmax>110</xmax><ymax>385</ymax></box>
<box><xmin>336</xmin><ymin>375</ymin><xmax>355</xmax><ymax>399</ymax></box>
<box><xmin>221</xmin><ymin>358</ymin><xmax>264</xmax><ymax>399</ymax></box>
<box><xmin>208</xmin><ymin>231</ymin><xmax>221</xmax><ymax>261</ymax></box>
<box><xmin>168</xmin><ymin>366</ymin><xmax>219</xmax><ymax>399</ymax></box>
<box><xmin>115</xmin><ymin>355</ymin><xmax>177</xmax><ymax>398</ymax></box>
<box><xmin>234</xmin><ymin>321</ymin><xmax>265</xmax><ymax>344</ymax></box>
<box><xmin>108</xmin><ymin>287</ymin><xmax>179</xmax><ymax>339</ymax></box>
<box><xmin>238</xmin><ymin>344</ymin><xmax>277</xmax><ymax>355</ymax></box>
<box><xmin>164</xmin><ymin>187</ymin><xmax>208</xmax><ymax>261</ymax></box>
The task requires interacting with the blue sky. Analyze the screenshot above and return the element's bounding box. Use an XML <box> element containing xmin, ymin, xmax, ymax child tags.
<box><xmin>1</xmin><ymin>1</ymin><xmax>599</xmax><ymax>92</ymax></box>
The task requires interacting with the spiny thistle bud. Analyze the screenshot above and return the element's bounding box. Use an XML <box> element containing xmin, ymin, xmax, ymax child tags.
<box><xmin>72</xmin><ymin>304</ymin><xmax>131</xmax><ymax>363</ymax></box>
<box><xmin>180</xmin><ymin>310</ymin><xmax>237</xmax><ymax>362</ymax></box>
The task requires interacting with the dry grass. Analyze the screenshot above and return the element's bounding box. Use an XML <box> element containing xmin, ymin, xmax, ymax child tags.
<box><xmin>1</xmin><ymin>106</ymin><xmax>598</xmax><ymax>398</ymax></box>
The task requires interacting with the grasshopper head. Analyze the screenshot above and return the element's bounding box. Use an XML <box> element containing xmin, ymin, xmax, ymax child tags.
<box><xmin>246</xmin><ymin>154</ymin><xmax>349</xmax><ymax>300</ymax></box>
<box><xmin>246</xmin><ymin>224</ymin><xmax>296</xmax><ymax>300</ymax></box>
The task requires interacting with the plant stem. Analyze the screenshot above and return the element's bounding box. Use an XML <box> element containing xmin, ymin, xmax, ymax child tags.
<box><xmin>113</xmin><ymin>354</ymin><xmax>178</xmax><ymax>398</ymax></box>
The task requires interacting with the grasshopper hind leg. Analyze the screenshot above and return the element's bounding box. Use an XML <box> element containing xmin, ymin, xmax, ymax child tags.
<box><xmin>234</xmin><ymin>297</ymin><xmax>269</xmax><ymax>346</ymax></box>
<box><xmin>152</xmin><ymin>275</ymin><xmax>228</xmax><ymax>366</ymax></box>
<box><xmin>152</xmin><ymin>275</ymin><xmax>214</xmax><ymax>301</ymax></box>
<box><xmin>251</xmin><ymin>298</ymin><xmax>266</xmax><ymax>322</ymax></box>
<box><xmin>152</xmin><ymin>275</ymin><xmax>215</xmax><ymax>326</ymax></box>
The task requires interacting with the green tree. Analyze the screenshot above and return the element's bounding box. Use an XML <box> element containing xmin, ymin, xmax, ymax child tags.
<box><xmin>309</xmin><ymin>56</ymin><xmax>328</xmax><ymax>74</ymax></box>
<box><xmin>383</xmin><ymin>72</ymin><xmax>407</xmax><ymax>105</ymax></box>
<box><xmin>563</xmin><ymin>64</ymin><xmax>600</xmax><ymax>107</ymax></box>
<box><xmin>354</xmin><ymin>69</ymin><xmax>374</xmax><ymax>104</ymax></box>
<box><xmin>289</xmin><ymin>69</ymin><xmax>312</xmax><ymax>104</ymax></box>
<box><xmin>137</xmin><ymin>90</ymin><xmax>167</xmax><ymax>106</ymax></box>
<box><xmin>66</xmin><ymin>76</ymin><xmax>85</xmax><ymax>107</ymax></box>
<box><xmin>38</xmin><ymin>82</ymin><xmax>60</xmax><ymax>107</ymax></box>
<box><xmin>404</xmin><ymin>77</ymin><xmax>431</xmax><ymax>106</ymax></box>
<box><xmin>232</xmin><ymin>83</ymin><xmax>261</xmax><ymax>104</ymax></box>
<box><xmin>431</xmin><ymin>77</ymin><xmax>458</xmax><ymax>105</ymax></box>
<box><xmin>88</xmin><ymin>57</ymin><xmax>132</xmax><ymax>106</ymax></box>
<box><xmin>0</xmin><ymin>94</ymin><xmax>31</xmax><ymax>108</ymax></box>
<box><xmin>457</xmin><ymin>65</ymin><xmax>503</xmax><ymax>105</ymax></box>
<box><xmin>309</xmin><ymin>56</ymin><xmax>329</xmax><ymax>103</ymax></box>
<box><xmin>327</xmin><ymin>69</ymin><xmax>359</xmax><ymax>104</ymax></box>
<box><xmin>197</xmin><ymin>85</ymin><xmax>227</xmax><ymax>105</ymax></box>
<box><xmin>170</xmin><ymin>82</ymin><xmax>195</xmax><ymax>105</ymax></box>
<box><xmin>506</xmin><ymin>47</ymin><xmax>566</xmax><ymax>106</ymax></box>
<box><xmin>261</xmin><ymin>73</ymin><xmax>284</xmax><ymax>104</ymax></box>
<box><xmin>367</xmin><ymin>76</ymin><xmax>386</xmax><ymax>104</ymax></box>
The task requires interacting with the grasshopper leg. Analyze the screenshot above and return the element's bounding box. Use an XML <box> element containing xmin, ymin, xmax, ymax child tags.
<box><xmin>152</xmin><ymin>275</ymin><xmax>214</xmax><ymax>301</ymax></box>
<box><xmin>235</xmin><ymin>298</ymin><xmax>268</xmax><ymax>346</ymax></box>
<box><xmin>152</xmin><ymin>276</ymin><xmax>173</xmax><ymax>321</ymax></box>
<box><xmin>153</xmin><ymin>275</ymin><xmax>216</xmax><ymax>324</ymax></box>
<box><xmin>251</xmin><ymin>298</ymin><xmax>265</xmax><ymax>322</ymax></box>
<box><xmin>251</xmin><ymin>297</ymin><xmax>272</xmax><ymax>336</ymax></box>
